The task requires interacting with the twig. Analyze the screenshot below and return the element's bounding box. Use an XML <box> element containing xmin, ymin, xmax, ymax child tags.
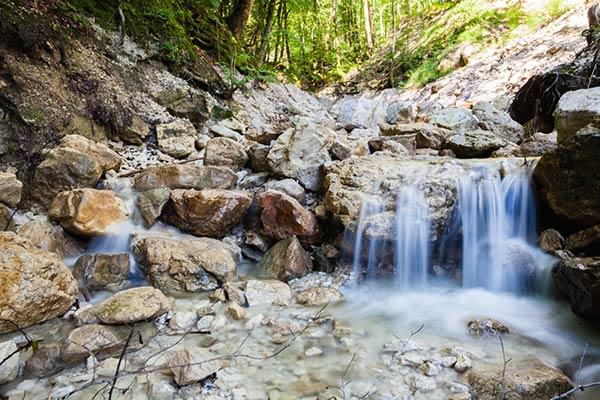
<box><xmin>108</xmin><ymin>328</ymin><xmax>134</xmax><ymax>400</ymax></box>
<box><xmin>498</xmin><ymin>334</ymin><xmax>511</xmax><ymax>400</ymax></box>
<box><xmin>550</xmin><ymin>382</ymin><xmax>600</xmax><ymax>400</ymax></box>
<box><xmin>393</xmin><ymin>323</ymin><xmax>424</xmax><ymax>355</ymax></box>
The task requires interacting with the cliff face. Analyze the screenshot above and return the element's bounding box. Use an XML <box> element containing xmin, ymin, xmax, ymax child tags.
<box><xmin>0</xmin><ymin>3</ymin><xmax>228</xmax><ymax>201</ymax></box>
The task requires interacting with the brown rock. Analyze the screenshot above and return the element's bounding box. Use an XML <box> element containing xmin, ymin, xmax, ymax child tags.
<box><xmin>162</xmin><ymin>189</ymin><xmax>252</xmax><ymax>237</ymax></box>
<box><xmin>467</xmin><ymin>318</ymin><xmax>509</xmax><ymax>337</ymax></box>
<box><xmin>258</xmin><ymin>237</ymin><xmax>312</xmax><ymax>282</ymax></box>
<box><xmin>204</xmin><ymin>137</ymin><xmax>248</xmax><ymax>171</ymax></box>
<box><xmin>168</xmin><ymin>348</ymin><xmax>222</xmax><ymax>386</ymax></box>
<box><xmin>225</xmin><ymin>302</ymin><xmax>246</xmax><ymax>320</ymax></box>
<box><xmin>248</xmin><ymin>142</ymin><xmax>271</xmax><ymax>173</ymax></box>
<box><xmin>538</xmin><ymin>229</ymin><xmax>564</xmax><ymax>253</ymax></box>
<box><xmin>296</xmin><ymin>287</ymin><xmax>343</xmax><ymax>306</ymax></box>
<box><xmin>0</xmin><ymin>204</ymin><xmax>14</xmax><ymax>231</ymax></box>
<box><xmin>565</xmin><ymin>225</ymin><xmax>600</xmax><ymax>255</ymax></box>
<box><xmin>133</xmin><ymin>164</ymin><xmax>237</xmax><ymax>191</ymax></box>
<box><xmin>16</xmin><ymin>216</ymin><xmax>83</xmax><ymax>257</ymax></box>
<box><xmin>0</xmin><ymin>233</ymin><xmax>78</xmax><ymax>333</ymax></box>
<box><xmin>84</xmin><ymin>287</ymin><xmax>171</xmax><ymax>324</ymax></box>
<box><xmin>48</xmin><ymin>189</ymin><xmax>126</xmax><ymax>237</ymax></box>
<box><xmin>132</xmin><ymin>235</ymin><xmax>239</xmax><ymax>292</ymax></box>
<box><xmin>258</xmin><ymin>190</ymin><xmax>320</xmax><ymax>243</ymax></box>
<box><xmin>32</xmin><ymin>135</ymin><xmax>122</xmax><ymax>208</ymax></box>
<box><xmin>0</xmin><ymin>171</ymin><xmax>22</xmax><ymax>208</ymax></box>
<box><xmin>466</xmin><ymin>360</ymin><xmax>572</xmax><ymax>400</ymax></box>
<box><xmin>136</xmin><ymin>188</ymin><xmax>171</xmax><ymax>228</ymax></box>
<box><xmin>73</xmin><ymin>253</ymin><xmax>130</xmax><ymax>293</ymax></box>
<box><xmin>553</xmin><ymin>256</ymin><xmax>600</xmax><ymax>320</ymax></box>
<box><xmin>61</xmin><ymin>324</ymin><xmax>130</xmax><ymax>364</ymax></box>
<box><xmin>534</xmin><ymin>131</ymin><xmax>600</xmax><ymax>229</ymax></box>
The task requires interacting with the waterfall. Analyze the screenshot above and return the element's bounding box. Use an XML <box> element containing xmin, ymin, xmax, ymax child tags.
<box><xmin>350</xmin><ymin>186</ymin><xmax>430</xmax><ymax>286</ymax></box>
<box><xmin>348</xmin><ymin>161</ymin><xmax>551</xmax><ymax>295</ymax></box>
<box><xmin>394</xmin><ymin>187</ymin><xmax>430</xmax><ymax>287</ymax></box>
<box><xmin>457</xmin><ymin>164</ymin><xmax>539</xmax><ymax>294</ymax></box>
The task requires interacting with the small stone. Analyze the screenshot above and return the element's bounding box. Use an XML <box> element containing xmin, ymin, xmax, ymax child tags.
<box><xmin>223</xmin><ymin>282</ymin><xmax>246</xmax><ymax>305</ymax></box>
<box><xmin>332</xmin><ymin>321</ymin><xmax>352</xmax><ymax>338</ymax></box>
<box><xmin>419</xmin><ymin>361</ymin><xmax>441</xmax><ymax>377</ymax></box>
<box><xmin>169</xmin><ymin>312</ymin><xmax>197</xmax><ymax>331</ymax></box>
<box><xmin>225</xmin><ymin>302</ymin><xmax>246</xmax><ymax>320</ymax></box>
<box><xmin>304</xmin><ymin>347</ymin><xmax>322</xmax><ymax>356</ymax></box>
<box><xmin>467</xmin><ymin>318</ymin><xmax>510</xmax><ymax>337</ymax></box>
<box><xmin>210</xmin><ymin>315</ymin><xmax>227</xmax><ymax>331</ymax></box>
<box><xmin>245</xmin><ymin>280</ymin><xmax>292</xmax><ymax>307</ymax></box>
<box><xmin>405</xmin><ymin>373</ymin><xmax>437</xmax><ymax>392</ymax></box>
<box><xmin>246</xmin><ymin>314</ymin><xmax>264</xmax><ymax>329</ymax></box>
<box><xmin>441</xmin><ymin>356</ymin><xmax>458</xmax><ymax>368</ymax></box>
<box><xmin>86</xmin><ymin>287</ymin><xmax>171</xmax><ymax>324</ymax></box>
<box><xmin>168</xmin><ymin>348</ymin><xmax>222</xmax><ymax>386</ymax></box>
<box><xmin>296</xmin><ymin>287</ymin><xmax>343</xmax><ymax>306</ymax></box>
<box><xmin>210</xmin><ymin>288</ymin><xmax>227</xmax><ymax>302</ymax></box>
<box><xmin>538</xmin><ymin>229</ymin><xmax>564</xmax><ymax>253</ymax></box>
<box><xmin>454</xmin><ymin>354</ymin><xmax>472</xmax><ymax>373</ymax></box>
<box><xmin>197</xmin><ymin>315</ymin><xmax>215</xmax><ymax>331</ymax></box>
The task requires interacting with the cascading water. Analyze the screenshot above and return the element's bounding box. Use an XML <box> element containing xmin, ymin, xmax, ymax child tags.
<box><xmin>457</xmin><ymin>163</ymin><xmax>544</xmax><ymax>294</ymax></box>
<box><xmin>394</xmin><ymin>186</ymin><xmax>430</xmax><ymax>287</ymax></box>
<box><xmin>348</xmin><ymin>161</ymin><xmax>553</xmax><ymax>295</ymax></box>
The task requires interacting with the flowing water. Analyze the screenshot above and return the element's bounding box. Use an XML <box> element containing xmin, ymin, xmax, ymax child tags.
<box><xmin>3</xmin><ymin>159</ymin><xmax>600</xmax><ymax>399</ymax></box>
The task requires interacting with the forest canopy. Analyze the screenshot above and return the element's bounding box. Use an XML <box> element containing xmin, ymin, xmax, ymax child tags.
<box><xmin>60</xmin><ymin>0</ymin><xmax>571</xmax><ymax>89</ymax></box>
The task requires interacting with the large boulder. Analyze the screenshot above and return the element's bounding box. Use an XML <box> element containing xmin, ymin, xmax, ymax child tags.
<box><xmin>472</xmin><ymin>101</ymin><xmax>525</xmax><ymax>144</ymax></box>
<box><xmin>466</xmin><ymin>360</ymin><xmax>572</xmax><ymax>400</ymax></box>
<box><xmin>48</xmin><ymin>189</ymin><xmax>126</xmax><ymax>237</ymax></box>
<box><xmin>445</xmin><ymin>130</ymin><xmax>506</xmax><ymax>158</ymax></box>
<box><xmin>161</xmin><ymin>189</ymin><xmax>252</xmax><ymax>237</ymax></box>
<box><xmin>381</xmin><ymin>123</ymin><xmax>452</xmax><ymax>150</ymax></box>
<box><xmin>258</xmin><ymin>237</ymin><xmax>313</xmax><ymax>282</ymax></box>
<box><xmin>0</xmin><ymin>233</ymin><xmax>78</xmax><ymax>333</ymax></box>
<box><xmin>534</xmin><ymin>131</ymin><xmax>600</xmax><ymax>229</ymax></box>
<box><xmin>245</xmin><ymin>280</ymin><xmax>292</xmax><ymax>307</ymax></box>
<box><xmin>324</xmin><ymin>153</ymin><xmax>468</xmax><ymax>241</ymax></box>
<box><xmin>258</xmin><ymin>189</ymin><xmax>320</xmax><ymax>243</ymax></box>
<box><xmin>133</xmin><ymin>236</ymin><xmax>239</xmax><ymax>292</ymax></box>
<box><xmin>553</xmin><ymin>87</ymin><xmax>600</xmax><ymax>143</ymax></box>
<box><xmin>336</xmin><ymin>97</ymin><xmax>377</xmax><ymax>130</ymax></box>
<box><xmin>73</xmin><ymin>253</ymin><xmax>130</xmax><ymax>293</ymax></box>
<box><xmin>430</xmin><ymin>108</ymin><xmax>479</xmax><ymax>134</ymax></box>
<box><xmin>0</xmin><ymin>171</ymin><xmax>22</xmax><ymax>208</ymax></box>
<box><xmin>133</xmin><ymin>164</ymin><xmax>237</xmax><ymax>191</ymax></box>
<box><xmin>80</xmin><ymin>287</ymin><xmax>170</xmax><ymax>324</ymax></box>
<box><xmin>16</xmin><ymin>216</ymin><xmax>83</xmax><ymax>257</ymax></box>
<box><xmin>267</xmin><ymin>120</ymin><xmax>335</xmax><ymax>191</ymax></box>
<box><xmin>32</xmin><ymin>135</ymin><xmax>122</xmax><ymax>207</ymax></box>
<box><xmin>204</xmin><ymin>137</ymin><xmax>248</xmax><ymax>171</ymax></box>
<box><xmin>553</xmin><ymin>256</ymin><xmax>600</xmax><ymax>320</ymax></box>
<box><xmin>156</xmin><ymin>119</ymin><xmax>197</xmax><ymax>159</ymax></box>
<box><xmin>516</xmin><ymin>132</ymin><xmax>557</xmax><ymax>156</ymax></box>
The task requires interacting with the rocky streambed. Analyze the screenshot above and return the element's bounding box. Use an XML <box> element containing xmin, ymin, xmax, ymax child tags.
<box><xmin>1</xmin><ymin>8</ymin><xmax>600</xmax><ymax>400</ymax></box>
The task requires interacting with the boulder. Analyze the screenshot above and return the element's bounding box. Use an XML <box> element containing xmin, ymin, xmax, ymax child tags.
<box><xmin>60</xmin><ymin>324</ymin><xmax>131</xmax><ymax>364</ymax></box>
<box><xmin>267</xmin><ymin>121</ymin><xmax>335</xmax><ymax>191</ymax></box>
<box><xmin>565</xmin><ymin>225</ymin><xmax>600</xmax><ymax>255</ymax></box>
<box><xmin>133</xmin><ymin>164</ymin><xmax>237</xmax><ymax>191</ymax></box>
<box><xmin>204</xmin><ymin>137</ymin><xmax>248</xmax><ymax>171</ymax></box>
<box><xmin>118</xmin><ymin>115</ymin><xmax>150</xmax><ymax>145</ymax></box>
<box><xmin>168</xmin><ymin>348</ymin><xmax>222</xmax><ymax>386</ymax></box>
<box><xmin>0</xmin><ymin>232</ymin><xmax>78</xmax><ymax>333</ymax></box>
<box><xmin>161</xmin><ymin>189</ymin><xmax>252</xmax><ymax>237</ymax></box>
<box><xmin>296</xmin><ymin>287</ymin><xmax>343</xmax><ymax>306</ymax></box>
<box><xmin>257</xmin><ymin>190</ymin><xmax>320</xmax><ymax>243</ymax></box>
<box><xmin>377</xmin><ymin>123</ymin><xmax>454</xmax><ymax>150</ymax></box>
<box><xmin>258</xmin><ymin>237</ymin><xmax>312</xmax><ymax>282</ymax></box>
<box><xmin>472</xmin><ymin>101</ymin><xmax>525</xmax><ymax>143</ymax></box>
<box><xmin>82</xmin><ymin>287</ymin><xmax>170</xmax><ymax>324</ymax></box>
<box><xmin>248</xmin><ymin>142</ymin><xmax>271</xmax><ymax>173</ymax></box>
<box><xmin>553</xmin><ymin>87</ymin><xmax>600</xmax><ymax>143</ymax></box>
<box><xmin>430</xmin><ymin>108</ymin><xmax>479</xmax><ymax>134</ymax></box>
<box><xmin>467</xmin><ymin>318</ymin><xmax>509</xmax><ymax>337</ymax></box>
<box><xmin>466</xmin><ymin>360</ymin><xmax>572</xmax><ymax>400</ymax></box>
<box><xmin>48</xmin><ymin>189</ymin><xmax>126</xmax><ymax>237</ymax></box>
<box><xmin>73</xmin><ymin>253</ymin><xmax>130</xmax><ymax>293</ymax></box>
<box><xmin>445</xmin><ymin>130</ymin><xmax>506</xmax><ymax>158</ymax></box>
<box><xmin>538</xmin><ymin>229</ymin><xmax>564</xmax><ymax>253</ymax></box>
<box><xmin>32</xmin><ymin>135</ymin><xmax>122</xmax><ymax>207</ymax></box>
<box><xmin>16</xmin><ymin>216</ymin><xmax>83</xmax><ymax>257</ymax></box>
<box><xmin>133</xmin><ymin>236</ymin><xmax>239</xmax><ymax>292</ymax></box>
<box><xmin>209</xmin><ymin>124</ymin><xmax>244</xmax><ymax>142</ymax></box>
<box><xmin>245</xmin><ymin>280</ymin><xmax>292</xmax><ymax>307</ymax></box>
<box><xmin>0</xmin><ymin>340</ymin><xmax>19</xmax><ymax>385</ymax></box>
<box><xmin>385</xmin><ymin>101</ymin><xmax>415</xmax><ymax>124</ymax></box>
<box><xmin>156</xmin><ymin>119</ymin><xmax>197</xmax><ymax>159</ymax></box>
<box><xmin>225</xmin><ymin>302</ymin><xmax>246</xmax><ymax>320</ymax></box>
<box><xmin>330</xmin><ymin>129</ymin><xmax>373</xmax><ymax>160</ymax></box>
<box><xmin>136</xmin><ymin>188</ymin><xmax>171</xmax><ymax>228</ymax></box>
<box><xmin>553</xmin><ymin>256</ymin><xmax>600</xmax><ymax>320</ymax></box>
<box><xmin>24</xmin><ymin>343</ymin><xmax>62</xmax><ymax>377</ymax></box>
<box><xmin>264</xmin><ymin>179</ymin><xmax>306</xmax><ymax>204</ymax></box>
<box><xmin>516</xmin><ymin>132</ymin><xmax>557</xmax><ymax>156</ymax></box>
<box><xmin>0</xmin><ymin>171</ymin><xmax>22</xmax><ymax>207</ymax></box>
<box><xmin>534</xmin><ymin>131</ymin><xmax>600</xmax><ymax>229</ymax></box>
<box><xmin>156</xmin><ymin>91</ymin><xmax>209</xmax><ymax>125</ymax></box>
<box><xmin>336</xmin><ymin>97</ymin><xmax>376</xmax><ymax>130</ymax></box>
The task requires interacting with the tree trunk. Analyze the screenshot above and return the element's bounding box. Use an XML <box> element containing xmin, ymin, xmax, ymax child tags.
<box><xmin>256</xmin><ymin>0</ymin><xmax>277</xmax><ymax>64</ymax></box>
<box><xmin>227</xmin><ymin>0</ymin><xmax>256</xmax><ymax>38</ymax></box>
<box><xmin>363</xmin><ymin>0</ymin><xmax>373</xmax><ymax>53</ymax></box>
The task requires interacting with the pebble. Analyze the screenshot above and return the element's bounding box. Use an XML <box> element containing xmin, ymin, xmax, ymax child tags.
<box><xmin>453</xmin><ymin>353</ymin><xmax>472</xmax><ymax>373</ymax></box>
<box><xmin>225</xmin><ymin>302</ymin><xmax>246</xmax><ymax>320</ymax></box>
<box><xmin>197</xmin><ymin>315</ymin><xmax>214</xmax><ymax>331</ymax></box>
<box><xmin>304</xmin><ymin>347</ymin><xmax>322</xmax><ymax>356</ymax></box>
<box><xmin>246</xmin><ymin>314</ymin><xmax>264</xmax><ymax>329</ymax></box>
<box><xmin>405</xmin><ymin>372</ymin><xmax>437</xmax><ymax>392</ymax></box>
